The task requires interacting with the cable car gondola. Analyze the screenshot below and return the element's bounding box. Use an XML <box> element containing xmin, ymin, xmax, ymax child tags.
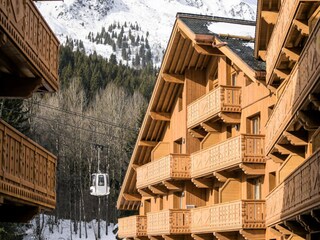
<box><xmin>90</xmin><ymin>173</ymin><xmax>110</xmax><ymax>196</ymax></box>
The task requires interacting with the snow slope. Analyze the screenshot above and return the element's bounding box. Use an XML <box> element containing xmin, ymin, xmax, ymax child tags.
<box><xmin>36</xmin><ymin>0</ymin><xmax>257</xmax><ymax>64</ymax></box>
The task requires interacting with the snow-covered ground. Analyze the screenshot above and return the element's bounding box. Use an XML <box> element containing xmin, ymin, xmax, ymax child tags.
<box><xmin>23</xmin><ymin>216</ymin><xmax>116</xmax><ymax>240</ymax></box>
<box><xmin>36</xmin><ymin>0</ymin><xmax>257</xmax><ymax>65</ymax></box>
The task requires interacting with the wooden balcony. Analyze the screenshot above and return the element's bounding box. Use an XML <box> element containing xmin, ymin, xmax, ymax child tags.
<box><xmin>0</xmin><ymin>0</ymin><xmax>59</xmax><ymax>97</ymax></box>
<box><xmin>187</xmin><ymin>86</ymin><xmax>241</xmax><ymax>129</ymax></box>
<box><xmin>191</xmin><ymin>200</ymin><xmax>265</xmax><ymax>233</ymax></box>
<box><xmin>266</xmin><ymin>0</ymin><xmax>319</xmax><ymax>86</ymax></box>
<box><xmin>136</xmin><ymin>154</ymin><xmax>190</xmax><ymax>189</ymax></box>
<box><xmin>118</xmin><ymin>215</ymin><xmax>147</xmax><ymax>239</ymax></box>
<box><xmin>191</xmin><ymin>134</ymin><xmax>265</xmax><ymax>178</ymax></box>
<box><xmin>147</xmin><ymin>209</ymin><xmax>191</xmax><ymax>236</ymax></box>
<box><xmin>0</xmin><ymin>119</ymin><xmax>56</xmax><ymax>221</ymax></box>
<box><xmin>266</xmin><ymin>149</ymin><xmax>320</xmax><ymax>227</ymax></box>
<box><xmin>265</xmin><ymin>21</ymin><xmax>320</xmax><ymax>154</ymax></box>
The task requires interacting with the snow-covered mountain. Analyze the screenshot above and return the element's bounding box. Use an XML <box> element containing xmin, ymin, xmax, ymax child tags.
<box><xmin>36</xmin><ymin>0</ymin><xmax>257</xmax><ymax>65</ymax></box>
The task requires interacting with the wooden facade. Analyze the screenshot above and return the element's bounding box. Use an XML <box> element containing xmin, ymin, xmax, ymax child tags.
<box><xmin>0</xmin><ymin>0</ymin><xmax>59</xmax><ymax>97</ymax></box>
<box><xmin>118</xmin><ymin>2</ymin><xmax>320</xmax><ymax>239</ymax></box>
<box><xmin>118</xmin><ymin>13</ymin><xmax>272</xmax><ymax>240</ymax></box>
<box><xmin>0</xmin><ymin>0</ymin><xmax>59</xmax><ymax>222</ymax></box>
<box><xmin>255</xmin><ymin>0</ymin><xmax>320</xmax><ymax>239</ymax></box>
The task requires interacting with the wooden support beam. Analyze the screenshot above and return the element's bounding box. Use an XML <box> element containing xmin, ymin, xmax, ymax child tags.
<box><xmin>239</xmin><ymin>229</ymin><xmax>266</xmax><ymax>240</ymax></box>
<box><xmin>258</xmin><ymin>50</ymin><xmax>266</xmax><ymax>61</ymax></box>
<box><xmin>148</xmin><ymin>185</ymin><xmax>167</xmax><ymax>195</ymax></box>
<box><xmin>274</xmin><ymin>144</ymin><xmax>305</xmax><ymax>156</ymax></box>
<box><xmin>261</xmin><ymin>10</ymin><xmax>278</xmax><ymax>25</ymax></box>
<box><xmin>297</xmin><ymin>110</ymin><xmax>320</xmax><ymax>131</ymax></box>
<box><xmin>284</xmin><ymin>220</ymin><xmax>308</xmax><ymax>238</ymax></box>
<box><xmin>275</xmin><ymin>224</ymin><xmax>293</xmax><ymax>236</ymax></box>
<box><xmin>219</xmin><ymin>113</ymin><xmax>241</xmax><ymax>124</ymax></box>
<box><xmin>188</xmin><ymin>128</ymin><xmax>207</xmax><ymax>139</ymax></box>
<box><xmin>294</xmin><ymin>19</ymin><xmax>309</xmax><ymax>36</ymax></box>
<box><xmin>123</xmin><ymin>193</ymin><xmax>141</xmax><ymax>202</ymax></box>
<box><xmin>137</xmin><ymin>188</ymin><xmax>154</xmax><ymax>197</ymax></box>
<box><xmin>138</xmin><ymin>141</ymin><xmax>158</xmax><ymax>147</ymax></box>
<box><xmin>213</xmin><ymin>171</ymin><xmax>231</xmax><ymax>182</ymax></box>
<box><xmin>309</xmin><ymin>93</ymin><xmax>320</xmax><ymax>111</ymax></box>
<box><xmin>0</xmin><ymin>32</ymin><xmax>7</xmax><ymax>47</ymax></box>
<box><xmin>214</xmin><ymin>232</ymin><xmax>238</xmax><ymax>240</ymax></box>
<box><xmin>191</xmin><ymin>234</ymin><xmax>213</xmax><ymax>240</ymax></box>
<box><xmin>239</xmin><ymin>163</ymin><xmax>265</xmax><ymax>175</ymax></box>
<box><xmin>274</xmin><ymin>69</ymin><xmax>290</xmax><ymax>80</ymax></box>
<box><xmin>162</xmin><ymin>181</ymin><xmax>183</xmax><ymax>192</ymax></box>
<box><xmin>270</xmin><ymin>151</ymin><xmax>287</xmax><ymax>163</ymax></box>
<box><xmin>150</xmin><ymin>111</ymin><xmax>171</xmax><ymax>121</ymax></box>
<box><xmin>282</xmin><ymin>47</ymin><xmax>300</xmax><ymax>62</ymax></box>
<box><xmin>283</xmin><ymin>131</ymin><xmax>308</xmax><ymax>146</ymax></box>
<box><xmin>311</xmin><ymin>209</ymin><xmax>320</xmax><ymax>223</ymax></box>
<box><xmin>297</xmin><ymin>214</ymin><xmax>320</xmax><ymax>232</ymax></box>
<box><xmin>162</xmin><ymin>73</ymin><xmax>184</xmax><ymax>84</ymax></box>
<box><xmin>191</xmin><ymin>178</ymin><xmax>213</xmax><ymax>188</ymax></box>
<box><xmin>193</xmin><ymin>43</ymin><xmax>224</xmax><ymax>56</ymax></box>
<box><xmin>200</xmin><ymin>122</ymin><xmax>221</xmax><ymax>132</ymax></box>
<box><xmin>269</xmin><ymin>227</ymin><xmax>283</xmax><ymax>238</ymax></box>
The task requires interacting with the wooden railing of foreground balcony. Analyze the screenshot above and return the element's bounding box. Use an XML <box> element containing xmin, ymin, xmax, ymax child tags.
<box><xmin>265</xmin><ymin>21</ymin><xmax>320</xmax><ymax>154</ymax></box>
<box><xmin>191</xmin><ymin>134</ymin><xmax>265</xmax><ymax>178</ymax></box>
<box><xmin>147</xmin><ymin>209</ymin><xmax>191</xmax><ymax>236</ymax></box>
<box><xmin>118</xmin><ymin>215</ymin><xmax>147</xmax><ymax>238</ymax></box>
<box><xmin>191</xmin><ymin>200</ymin><xmax>265</xmax><ymax>233</ymax></box>
<box><xmin>187</xmin><ymin>86</ymin><xmax>241</xmax><ymax>128</ymax></box>
<box><xmin>265</xmin><ymin>0</ymin><xmax>300</xmax><ymax>83</ymax></box>
<box><xmin>266</xmin><ymin>149</ymin><xmax>320</xmax><ymax>226</ymax></box>
<box><xmin>136</xmin><ymin>154</ymin><xmax>190</xmax><ymax>189</ymax></box>
<box><xmin>0</xmin><ymin>0</ymin><xmax>59</xmax><ymax>92</ymax></box>
<box><xmin>0</xmin><ymin>119</ymin><xmax>56</xmax><ymax>209</ymax></box>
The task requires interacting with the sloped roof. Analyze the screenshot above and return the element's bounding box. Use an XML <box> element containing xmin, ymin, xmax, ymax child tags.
<box><xmin>177</xmin><ymin>13</ymin><xmax>265</xmax><ymax>72</ymax></box>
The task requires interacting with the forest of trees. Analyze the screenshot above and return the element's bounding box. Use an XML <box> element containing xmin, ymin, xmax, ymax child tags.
<box><xmin>0</xmin><ymin>42</ymin><xmax>157</xmax><ymax>239</ymax></box>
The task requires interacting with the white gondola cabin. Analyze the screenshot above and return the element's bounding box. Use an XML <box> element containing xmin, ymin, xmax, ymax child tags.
<box><xmin>90</xmin><ymin>173</ymin><xmax>110</xmax><ymax>196</ymax></box>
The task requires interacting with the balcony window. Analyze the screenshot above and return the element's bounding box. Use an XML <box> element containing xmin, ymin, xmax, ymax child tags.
<box><xmin>248</xmin><ymin>177</ymin><xmax>262</xmax><ymax>200</ymax></box>
<box><xmin>247</xmin><ymin>114</ymin><xmax>260</xmax><ymax>134</ymax></box>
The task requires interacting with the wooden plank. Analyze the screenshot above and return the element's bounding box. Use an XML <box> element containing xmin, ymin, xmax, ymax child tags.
<box><xmin>261</xmin><ymin>10</ymin><xmax>278</xmax><ymax>24</ymax></box>
<box><xmin>138</xmin><ymin>141</ymin><xmax>158</xmax><ymax>147</ymax></box>
<box><xmin>162</xmin><ymin>73</ymin><xmax>184</xmax><ymax>84</ymax></box>
<box><xmin>150</xmin><ymin>111</ymin><xmax>171</xmax><ymax>121</ymax></box>
<box><xmin>123</xmin><ymin>193</ymin><xmax>141</xmax><ymax>202</ymax></box>
<box><xmin>193</xmin><ymin>44</ymin><xmax>224</xmax><ymax>56</ymax></box>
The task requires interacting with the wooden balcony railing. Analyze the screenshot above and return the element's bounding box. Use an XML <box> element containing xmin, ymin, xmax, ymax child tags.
<box><xmin>265</xmin><ymin>0</ymin><xmax>299</xmax><ymax>83</ymax></box>
<box><xmin>265</xmin><ymin>21</ymin><xmax>320</xmax><ymax>154</ymax></box>
<box><xmin>0</xmin><ymin>0</ymin><xmax>59</xmax><ymax>92</ymax></box>
<box><xmin>266</xmin><ymin>149</ymin><xmax>320</xmax><ymax>226</ymax></box>
<box><xmin>147</xmin><ymin>209</ymin><xmax>191</xmax><ymax>236</ymax></box>
<box><xmin>187</xmin><ymin>86</ymin><xmax>241</xmax><ymax>128</ymax></box>
<box><xmin>0</xmin><ymin>119</ymin><xmax>56</xmax><ymax>209</ymax></box>
<box><xmin>191</xmin><ymin>200</ymin><xmax>265</xmax><ymax>233</ymax></box>
<box><xmin>191</xmin><ymin>134</ymin><xmax>265</xmax><ymax>178</ymax></box>
<box><xmin>118</xmin><ymin>215</ymin><xmax>147</xmax><ymax>238</ymax></box>
<box><xmin>136</xmin><ymin>154</ymin><xmax>190</xmax><ymax>189</ymax></box>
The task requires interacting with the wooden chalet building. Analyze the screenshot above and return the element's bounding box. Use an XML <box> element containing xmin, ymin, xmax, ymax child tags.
<box><xmin>0</xmin><ymin>0</ymin><xmax>59</xmax><ymax>221</ymax></box>
<box><xmin>255</xmin><ymin>0</ymin><xmax>320</xmax><ymax>239</ymax></box>
<box><xmin>117</xmin><ymin>13</ymin><xmax>273</xmax><ymax>240</ymax></box>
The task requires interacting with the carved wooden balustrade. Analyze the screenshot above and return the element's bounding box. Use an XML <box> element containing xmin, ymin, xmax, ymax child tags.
<box><xmin>191</xmin><ymin>200</ymin><xmax>265</xmax><ymax>233</ymax></box>
<box><xmin>265</xmin><ymin>21</ymin><xmax>320</xmax><ymax>154</ymax></box>
<box><xmin>0</xmin><ymin>119</ymin><xmax>56</xmax><ymax>210</ymax></box>
<box><xmin>147</xmin><ymin>209</ymin><xmax>191</xmax><ymax>236</ymax></box>
<box><xmin>136</xmin><ymin>154</ymin><xmax>190</xmax><ymax>189</ymax></box>
<box><xmin>118</xmin><ymin>215</ymin><xmax>147</xmax><ymax>238</ymax></box>
<box><xmin>191</xmin><ymin>134</ymin><xmax>265</xmax><ymax>178</ymax></box>
<box><xmin>187</xmin><ymin>86</ymin><xmax>241</xmax><ymax>128</ymax></box>
<box><xmin>265</xmin><ymin>0</ymin><xmax>299</xmax><ymax>83</ymax></box>
<box><xmin>266</xmin><ymin>149</ymin><xmax>320</xmax><ymax>226</ymax></box>
<box><xmin>0</xmin><ymin>0</ymin><xmax>59</xmax><ymax>94</ymax></box>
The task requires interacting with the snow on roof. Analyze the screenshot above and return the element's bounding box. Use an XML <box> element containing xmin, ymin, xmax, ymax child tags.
<box><xmin>208</xmin><ymin>22</ymin><xmax>255</xmax><ymax>38</ymax></box>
